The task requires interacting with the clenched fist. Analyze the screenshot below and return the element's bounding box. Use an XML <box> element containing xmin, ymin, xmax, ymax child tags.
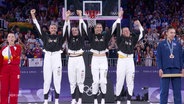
<box><xmin>76</xmin><ymin>10</ymin><xmax>82</xmax><ymax>17</ymax></box>
<box><xmin>118</xmin><ymin>8</ymin><xmax>124</xmax><ymax>18</ymax></box>
<box><xmin>30</xmin><ymin>9</ymin><xmax>36</xmax><ymax>14</ymax></box>
<box><xmin>65</xmin><ymin>10</ymin><xmax>71</xmax><ymax>18</ymax></box>
<box><xmin>134</xmin><ymin>20</ymin><xmax>140</xmax><ymax>26</ymax></box>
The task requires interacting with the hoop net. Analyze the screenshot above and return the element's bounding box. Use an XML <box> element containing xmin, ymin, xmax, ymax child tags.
<box><xmin>85</xmin><ymin>10</ymin><xmax>100</xmax><ymax>27</ymax></box>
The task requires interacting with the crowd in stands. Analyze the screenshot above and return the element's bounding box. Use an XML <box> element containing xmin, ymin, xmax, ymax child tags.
<box><xmin>0</xmin><ymin>0</ymin><xmax>184</xmax><ymax>67</ymax></box>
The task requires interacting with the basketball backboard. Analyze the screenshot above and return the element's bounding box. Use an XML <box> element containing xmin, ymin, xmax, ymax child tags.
<box><xmin>63</xmin><ymin>0</ymin><xmax>121</xmax><ymax>20</ymax></box>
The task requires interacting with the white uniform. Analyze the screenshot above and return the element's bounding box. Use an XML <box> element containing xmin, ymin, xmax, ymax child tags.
<box><xmin>43</xmin><ymin>50</ymin><xmax>62</xmax><ymax>95</ymax></box>
<box><xmin>111</xmin><ymin>18</ymin><xmax>144</xmax><ymax>102</ymax></box>
<box><xmin>90</xmin><ymin>50</ymin><xmax>108</xmax><ymax>94</ymax></box>
<box><xmin>33</xmin><ymin>18</ymin><xmax>64</xmax><ymax>104</ymax></box>
<box><xmin>68</xmin><ymin>52</ymin><xmax>85</xmax><ymax>94</ymax></box>
<box><xmin>63</xmin><ymin>18</ymin><xmax>88</xmax><ymax>103</ymax></box>
<box><xmin>116</xmin><ymin>52</ymin><xmax>135</xmax><ymax>96</ymax></box>
<box><xmin>88</xmin><ymin>23</ymin><xmax>112</xmax><ymax>104</ymax></box>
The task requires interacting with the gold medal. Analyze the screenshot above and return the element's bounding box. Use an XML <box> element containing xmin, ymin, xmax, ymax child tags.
<box><xmin>169</xmin><ymin>54</ymin><xmax>174</xmax><ymax>58</ymax></box>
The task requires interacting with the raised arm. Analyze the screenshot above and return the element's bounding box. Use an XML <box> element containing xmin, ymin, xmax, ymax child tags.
<box><xmin>30</xmin><ymin>9</ymin><xmax>42</xmax><ymax>35</ymax></box>
<box><xmin>133</xmin><ymin>20</ymin><xmax>144</xmax><ymax>41</ymax></box>
<box><xmin>63</xmin><ymin>10</ymin><xmax>71</xmax><ymax>37</ymax></box>
<box><xmin>111</xmin><ymin>8</ymin><xmax>124</xmax><ymax>35</ymax></box>
<box><xmin>76</xmin><ymin>10</ymin><xmax>88</xmax><ymax>35</ymax></box>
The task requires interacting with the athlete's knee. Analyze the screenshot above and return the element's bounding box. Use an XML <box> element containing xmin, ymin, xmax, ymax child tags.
<box><xmin>44</xmin><ymin>75</ymin><xmax>52</xmax><ymax>81</ymax></box>
<box><xmin>70</xmin><ymin>83</ymin><xmax>77</xmax><ymax>88</ymax></box>
<box><xmin>100</xmin><ymin>81</ymin><xmax>107</xmax><ymax>85</ymax></box>
<box><xmin>127</xmin><ymin>83</ymin><xmax>134</xmax><ymax>88</ymax></box>
<box><xmin>100</xmin><ymin>82</ymin><xmax>107</xmax><ymax>90</ymax></box>
<box><xmin>92</xmin><ymin>82</ymin><xmax>99</xmax><ymax>91</ymax></box>
<box><xmin>92</xmin><ymin>75</ymin><xmax>99</xmax><ymax>82</ymax></box>
<box><xmin>54</xmin><ymin>79</ymin><xmax>61</xmax><ymax>86</ymax></box>
<box><xmin>77</xmin><ymin>82</ymin><xmax>84</xmax><ymax>86</ymax></box>
<box><xmin>70</xmin><ymin>81</ymin><xmax>77</xmax><ymax>86</ymax></box>
<box><xmin>44</xmin><ymin>81</ymin><xmax>51</xmax><ymax>86</ymax></box>
<box><xmin>100</xmin><ymin>77</ymin><xmax>107</xmax><ymax>85</ymax></box>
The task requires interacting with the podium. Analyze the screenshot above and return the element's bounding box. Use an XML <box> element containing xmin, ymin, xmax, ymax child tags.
<box><xmin>162</xmin><ymin>74</ymin><xmax>184</xmax><ymax>77</ymax></box>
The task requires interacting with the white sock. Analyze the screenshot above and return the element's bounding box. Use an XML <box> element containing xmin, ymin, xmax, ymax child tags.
<box><xmin>55</xmin><ymin>99</ymin><xmax>59</xmax><ymax>104</ymax></box>
<box><xmin>94</xmin><ymin>99</ymin><xmax>98</xmax><ymax>104</ymax></box>
<box><xmin>78</xmin><ymin>98</ymin><xmax>82</xmax><ymax>102</ymax></box>
<box><xmin>117</xmin><ymin>101</ymin><xmax>121</xmax><ymax>104</ymax></box>
<box><xmin>71</xmin><ymin>99</ymin><xmax>77</xmax><ymax>104</ymax></box>
<box><xmin>101</xmin><ymin>98</ymin><xmax>105</xmax><ymax>104</ymax></box>
<box><xmin>127</xmin><ymin>100</ymin><xmax>131</xmax><ymax>104</ymax></box>
<box><xmin>77</xmin><ymin>98</ymin><xmax>82</xmax><ymax>104</ymax></box>
<box><xmin>44</xmin><ymin>99</ymin><xmax>48</xmax><ymax>104</ymax></box>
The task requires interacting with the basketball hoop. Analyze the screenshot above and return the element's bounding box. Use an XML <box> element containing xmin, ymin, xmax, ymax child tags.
<box><xmin>85</xmin><ymin>10</ymin><xmax>100</xmax><ymax>27</ymax></box>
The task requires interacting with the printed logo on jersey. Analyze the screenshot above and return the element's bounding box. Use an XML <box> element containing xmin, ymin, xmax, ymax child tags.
<box><xmin>48</xmin><ymin>38</ymin><xmax>57</xmax><ymax>43</ymax></box>
<box><xmin>125</xmin><ymin>40</ymin><xmax>132</xmax><ymax>45</ymax></box>
<box><xmin>95</xmin><ymin>36</ymin><xmax>104</xmax><ymax>42</ymax></box>
<box><xmin>72</xmin><ymin>38</ymin><xmax>78</xmax><ymax>42</ymax></box>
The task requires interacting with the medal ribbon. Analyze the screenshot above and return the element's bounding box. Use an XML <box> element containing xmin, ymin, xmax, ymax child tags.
<box><xmin>166</xmin><ymin>40</ymin><xmax>173</xmax><ymax>55</ymax></box>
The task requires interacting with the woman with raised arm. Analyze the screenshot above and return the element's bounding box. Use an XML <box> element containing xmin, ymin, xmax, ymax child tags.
<box><xmin>112</xmin><ymin>8</ymin><xmax>144</xmax><ymax>104</ymax></box>
<box><xmin>63</xmin><ymin>10</ymin><xmax>88</xmax><ymax>104</ymax></box>
<box><xmin>30</xmin><ymin>9</ymin><xmax>65</xmax><ymax>104</ymax></box>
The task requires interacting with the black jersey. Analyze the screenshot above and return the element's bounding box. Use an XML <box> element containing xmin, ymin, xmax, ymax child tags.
<box><xmin>68</xmin><ymin>35</ymin><xmax>83</xmax><ymax>50</ymax></box>
<box><xmin>115</xmin><ymin>23</ymin><xmax>143</xmax><ymax>54</ymax></box>
<box><xmin>117</xmin><ymin>34</ymin><xmax>139</xmax><ymax>54</ymax></box>
<box><xmin>39</xmin><ymin>33</ymin><xmax>64</xmax><ymax>52</ymax></box>
<box><xmin>64</xmin><ymin>23</ymin><xmax>87</xmax><ymax>51</ymax></box>
<box><xmin>88</xmin><ymin>32</ymin><xmax>111</xmax><ymax>51</ymax></box>
<box><xmin>33</xmin><ymin>25</ymin><xmax>65</xmax><ymax>52</ymax></box>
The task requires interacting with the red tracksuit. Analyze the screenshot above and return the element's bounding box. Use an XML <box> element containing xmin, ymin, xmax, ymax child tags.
<box><xmin>0</xmin><ymin>44</ymin><xmax>21</xmax><ymax>104</ymax></box>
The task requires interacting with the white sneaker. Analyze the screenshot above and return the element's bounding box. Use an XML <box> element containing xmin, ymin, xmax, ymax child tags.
<box><xmin>55</xmin><ymin>101</ymin><xmax>59</xmax><ymax>104</ymax></box>
<box><xmin>43</xmin><ymin>100</ymin><xmax>48</xmax><ymax>104</ymax></box>
<box><xmin>71</xmin><ymin>99</ymin><xmax>77</xmax><ymax>104</ymax></box>
<box><xmin>127</xmin><ymin>100</ymin><xmax>131</xmax><ymax>104</ymax></box>
<box><xmin>55</xmin><ymin>99</ymin><xmax>59</xmax><ymax>104</ymax></box>
<box><xmin>77</xmin><ymin>98</ymin><xmax>82</xmax><ymax>104</ymax></box>
<box><xmin>94</xmin><ymin>99</ymin><xmax>98</xmax><ymax>104</ymax></box>
<box><xmin>101</xmin><ymin>99</ymin><xmax>105</xmax><ymax>104</ymax></box>
<box><xmin>117</xmin><ymin>101</ymin><xmax>121</xmax><ymax>104</ymax></box>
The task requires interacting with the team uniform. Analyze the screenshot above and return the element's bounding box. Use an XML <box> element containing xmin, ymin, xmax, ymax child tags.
<box><xmin>112</xmin><ymin>18</ymin><xmax>144</xmax><ymax>103</ymax></box>
<box><xmin>157</xmin><ymin>39</ymin><xmax>183</xmax><ymax>104</ymax></box>
<box><xmin>63</xmin><ymin>18</ymin><xmax>88</xmax><ymax>104</ymax></box>
<box><xmin>88</xmin><ymin>25</ymin><xmax>111</xmax><ymax>103</ymax></box>
<box><xmin>0</xmin><ymin>44</ymin><xmax>21</xmax><ymax>104</ymax></box>
<box><xmin>32</xmin><ymin>19</ymin><xmax>65</xmax><ymax>103</ymax></box>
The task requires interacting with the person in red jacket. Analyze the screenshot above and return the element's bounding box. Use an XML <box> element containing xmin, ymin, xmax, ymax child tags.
<box><xmin>0</xmin><ymin>33</ymin><xmax>21</xmax><ymax>104</ymax></box>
